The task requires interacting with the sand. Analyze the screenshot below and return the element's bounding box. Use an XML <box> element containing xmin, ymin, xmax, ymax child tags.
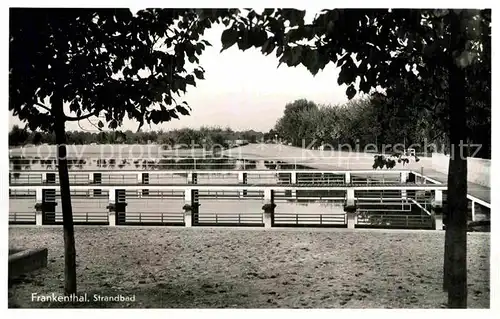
<box><xmin>8</xmin><ymin>226</ymin><xmax>490</xmax><ymax>308</ymax></box>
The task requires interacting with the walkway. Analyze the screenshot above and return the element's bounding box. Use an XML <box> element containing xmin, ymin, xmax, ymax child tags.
<box><xmin>418</xmin><ymin>168</ymin><xmax>490</xmax><ymax>205</ymax></box>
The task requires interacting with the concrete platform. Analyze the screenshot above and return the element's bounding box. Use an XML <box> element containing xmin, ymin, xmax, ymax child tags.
<box><xmin>8</xmin><ymin>248</ymin><xmax>48</xmax><ymax>279</ymax></box>
<box><xmin>224</xmin><ymin>144</ymin><xmax>491</xmax><ymax>206</ymax></box>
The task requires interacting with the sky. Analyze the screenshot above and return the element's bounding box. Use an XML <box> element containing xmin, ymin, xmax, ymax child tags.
<box><xmin>8</xmin><ymin>10</ymin><xmax>360</xmax><ymax>133</ymax></box>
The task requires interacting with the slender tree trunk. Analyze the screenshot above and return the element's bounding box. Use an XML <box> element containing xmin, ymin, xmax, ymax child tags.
<box><xmin>443</xmin><ymin>214</ymin><xmax>451</xmax><ymax>292</ymax></box>
<box><xmin>53</xmin><ymin>96</ymin><xmax>77</xmax><ymax>295</ymax></box>
<box><xmin>443</xmin><ymin>10</ymin><xmax>468</xmax><ymax>308</ymax></box>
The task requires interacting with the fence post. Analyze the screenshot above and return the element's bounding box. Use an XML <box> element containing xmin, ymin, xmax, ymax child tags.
<box><xmin>41</xmin><ymin>187</ymin><xmax>57</xmax><ymax>225</ymax></box>
<box><xmin>93</xmin><ymin>173</ymin><xmax>102</xmax><ymax>197</ymax></box>
<box><xmin>183</xmin><ymin>189</ymin><xmax>194</xmax><ymax>227</ymax></box>
<box><xmin>345</xmin><ymin>172</ymin><xmax>351</xmax><ymax>184</ymax></box>
<box><xmin>346</xmin><ymin>212</ymin><xmax>356</xmax><ymax>229</ymax></box>
<box><xmin>345</xmin><ymin>188</ymin><xmax>356</xmax><ymax>229</ymax></box>
<box><xmin>116</xmin><ymin>189</ymin><xmax>127</xmax><ymax>224</ymax></box>
<box><xmin>88</xmin><ymin>174</ymin><xmax>94</xmax><ymax>198</ymax></box>
<box><xmin>35</xmin><ymin>188</ymin><xmax>43</xmax><ymax>226</ymax></box>
<box><xmin>432</xmin><ymin>189</ymin><xmax>443</xmax><ymax>230</ymax></box>
<box><xmin>346</xmin><ymin>189</ymin><xmax>355</xmax><ymax>206</ymax></box>
<box><xmin>291</xmin><ymin>172</ymin><xmax>297</xmax><ymax>198</ymax></box>
<box><xmin>141</xmin><ymin>173</ymin><xmax>149</xmax><ymax>196</ymax></box>
<box><xmin>262</xmin><ymin>189</ymin><xmax>275</xmax><ymax>228</ymax></box>
<box><xmin>400</xmin><ymin>171</ymin><xmax>408</xmax><ymax>199</ymax></box>
<box><xmin>238</xmin><ymin>172</ymin><xmax>247</xmax><ymax>198</ymax></box>
<box><xmin>108</xmin><ymin>190</ymin><xmax>116</xmax><ymax>226</ymax></box>
<box><xmin>471</xmin><ymin>200</ymin><xmax>476</xmax><ymax>222</ymax></box>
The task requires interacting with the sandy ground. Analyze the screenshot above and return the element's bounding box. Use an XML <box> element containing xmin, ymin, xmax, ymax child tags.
<box><xmin>8</xmin><ymin>226</ymin><xmax>490</xmax><ymax>308</ymax></box>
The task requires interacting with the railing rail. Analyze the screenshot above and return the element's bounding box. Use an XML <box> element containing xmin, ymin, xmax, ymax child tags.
<box><xmin>356</xmin><ymin>213</ymin><xmax>433</xmax><ymax>228</ymax></box>
<box><xmin>9</xmin><ymin>211</ymin><xmax>36</xmax><ymax>224</ymax></box>
<box><xmin>50</xmin><ymin>211</ymin><xmax>109</xmax><ymax>224</ymax></box>
<box><xmin>121</xmin><ymin>211</ymin><xmax>185</xmax><ymax>225</ymax></box>
<box><xmin>194</xmin><ymin>213</ymin><xmax>264</xmax><ymax>224</ymax></box>
<box><xmin>273</xmin><ymin>213</ymin><xmax>347</xmax><ymax>225</ymax></box>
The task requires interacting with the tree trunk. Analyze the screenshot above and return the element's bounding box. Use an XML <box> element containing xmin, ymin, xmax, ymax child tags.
<box><xmin>443</xmin><ymin>10</ymin><xmax>468</xmax><ymax>308</ymax></box>
<box><xmin>53</xmin><ymin>96</ymin><xmax>77</xmax><ymax>295</ymax></box>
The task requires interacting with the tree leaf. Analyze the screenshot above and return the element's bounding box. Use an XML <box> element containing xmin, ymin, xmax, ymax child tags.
<box><xmin>186</xmin><ymin>74</ymin><xmax>196</xmax><ymax>87</ymax></box>
<box><xmin>169</xmin><ymin>109</ymin><xmax>179</xmax><ymax>119</ymax></box>
<box><xmin>287</xmin><ymin>9</ymin><xmax>306</xmax><ymax>27</ymax></box>
<box><xmin>221</xmin><ymin>28</ymin><xmax>238</xmax><ymax>52</ymax></box>
<box><xmin>261</xmin><ymin>38</ymin><xmax>276</xmax><ymax>55</ymax></box>
<box><xmin>359</xmin><ymin>79</ymin><xmax>371</xmax><ymax>94</ymax></box>
<box><xmin>150</xmin><ymin>111</ymin><xmax>161</xmax><ymax>124</ymax></box>
<box><xmin>327</xmin><ymin>20</ymin><xmax>335</xmax><ymax>33</ymax></box>
<box><xmin>250</xmin><ymin>28</ymin><xmax>268</xmax><ymax>47</ymax></box>
<box><xmin>276</xmin><ymin>45</ymin><xmax>284</xmax><ymax>57</ymax></box>
<box><xmin>237</xmin><ymin>30</ymin><xmax>252</xmax><ymax>51</ymax></box>
<box><xmin>176</xmin><ymin>105</ymin><xmax>190</xmax><ymax>116</ymax></box>
<box><xmin>109</xmin><ymin>119</ymin><xmax>118</xmax><ymax>129</ymax></box>
<box><xmin>303</xmin><ymin>49</ymin><xmax>320</xmax><ymax>75</ymax></box>
<box><xmin>290</xmin><ymin>46</ymin><xmax>303</xmax><ymax>66</ymax></box>
<box><xmin>263</xmin><ymin>9</ymin><xmax>275</xmax><ymax>16</ymax></box>
<box><xmin>194</xmin><ymin>69</ymin><xmax>204</xmax><ymax>80</ymax></box>
<box><xmin>69</xmin><ymin>100</ymin><xmax>80</xmax><ymax>113</ymax></box>
<box><xmin>346</xmin><ymin>85</ymin><xmax>357</xmax><ymax>100</ymax></box>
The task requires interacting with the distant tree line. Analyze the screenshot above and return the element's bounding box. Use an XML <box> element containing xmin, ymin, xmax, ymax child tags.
<box><xmin>10</xmin><ymin>94</ymin><xmax>490</xmax><ymax>159</ymax></box>
<box><xmin>8</xmin><ymin>125</ymin><xmax>276</xmax><ymax>149</ymax></box>
<box><xmin>273</xmin><ymin>97</ymin><xmax>490</xmax><ymax>159</ymax></box>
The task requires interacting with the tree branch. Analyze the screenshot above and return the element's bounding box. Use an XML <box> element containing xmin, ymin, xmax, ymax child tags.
<box><xmin>427</xmin><ymin>130</ymin><xmax>447</xmax><ymax>144</ymax></box>
<box><xmin>65</xmin><ymin>110</ymin><xmax>100</xmax><ymax>121</ymax></box>
<box><xmin>35</xmin><ymin>102</ymin><xmax>52</xmax><ymax>113</ymax></box>
<box><xmin>87</xmin><ymin>118</ymin><xmax>102</xmax><ymax>131</ymax></box>
<box><xmin>77</xmin><ymin>119</ymin><xmax>95</xmax><ymax>132</ymax></box>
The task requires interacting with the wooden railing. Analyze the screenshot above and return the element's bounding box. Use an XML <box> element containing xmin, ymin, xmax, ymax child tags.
<box><xmin>273</xmin><ymin>213</ymin><xmax>346</xmax><ymax>226</ymax></box>
<box><xmin>194</xmin><ymin>213</ymin><xmax>263</xmax><ymax>225</ymax></box>
<box><xmin>119</xmin><ymin>211</ymin><xmax>185</xmax><ymax>225</ymax></box>
<box><xmin>9</xmin><ymin>211</ymin><xmax>36</xmax><ymax>224</ymax></box>
<box><xmin>356</xmin><ymin>214</ymin><xmax>433</xmax><ymax>229</ymax></box>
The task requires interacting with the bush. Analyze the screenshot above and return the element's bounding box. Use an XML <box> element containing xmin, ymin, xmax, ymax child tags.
<box><xmin>182</xmin><ymin>203</ymin><xmax>201</xmax><ymax>211</ymax></box>
<box><xmin>262</xmin><ymin>203</ymin><xmax>277</xmax><ymax>211</ymax></box>
<box><xmin>343</xmin><ymin>205</ymin><xmax>357</xmax><ymax>213</ymax></box>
